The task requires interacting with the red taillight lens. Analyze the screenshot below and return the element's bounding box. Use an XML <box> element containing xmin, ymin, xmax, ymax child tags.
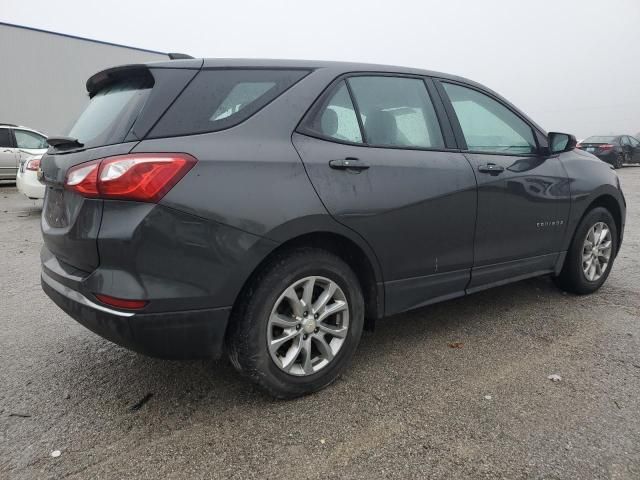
<box><xmin>599</xmin><ymin>144</ymin><xmax>614</xmax><ymax>150</ymax></box>
<box><xmin>64</xmin><ymin>153</ymin><xmax>196</xmax><ymax>202</ymax></box>
<box><xmin>66</xmin><ymin>160</ymin><xmax>100</xmax><ymax>196</ymax></box>
<box><xmin>94</xmin><ymin>294</ymin><xmax>148</xmax><ymax>310</ymax></box>
<box><xmin>25</xmin><ymin>158</ymin><xmax>41</xmax><ymax>171</ymax></box>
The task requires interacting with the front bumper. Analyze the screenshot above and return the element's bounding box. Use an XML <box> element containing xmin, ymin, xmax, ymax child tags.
<box><xmin>42</xmin><ymin>270</ymin><xmax>230</xmax><ymax>359</ymax></box>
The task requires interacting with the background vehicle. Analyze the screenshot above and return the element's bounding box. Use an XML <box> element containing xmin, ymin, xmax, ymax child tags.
<box><xmin>16</xmin><ymin>152</ymin><xmax>45</xmax><ymax>199</ymax></box>
<box><xmin>0</xmin><ymin>124</ymin><xmax>47</xmax><ymax>180</ymax></box>
<box><xmin>577</xmin><ymin>135</ymin><xmax>640</xmax><ymax>168</ymax></box>
<box><xmin>39</xmin><ymin>59</ymin><xmax>626</xmax><ymax>398</ymax></box>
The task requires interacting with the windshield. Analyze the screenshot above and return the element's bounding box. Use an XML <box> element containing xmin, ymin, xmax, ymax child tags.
<box><xmin>68</xmin><ymin>76</ymin><xmax>152</xmax><ymax>148</ymax></box>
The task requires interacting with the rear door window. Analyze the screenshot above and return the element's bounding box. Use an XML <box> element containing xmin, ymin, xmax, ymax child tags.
<box><xmin>0</xmin><ymin>128</ymin><xmax>13</xmax><ymax>148</ymax></box>
<box><xmin>150</xmin><ymin>69</ymin><xmax>309</xmax><ymax>137</ymax></box>
<box><xmin>348</xmin><ymin>76</ymin><xmax>444</xmax><ymax>149</ymax></box>
<box><xmin>14</xmin><ymin>130</ymin><xmax>47</xmax><ymax>149</ymax></box>
<box><xmin>299</xmin><ymin>81</ymin><xmax>363</xmax><ymax>144</ymax></box>
<box><xmin>68</xmin><ymin>76</ymin><xmax>153</xmax><ymax>148</ymax></box>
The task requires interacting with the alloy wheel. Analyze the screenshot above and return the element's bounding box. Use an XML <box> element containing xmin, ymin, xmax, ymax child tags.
<box><xmin>267</xmin><ymin>276</ymin><xmax>349</xmax><ymax>376</ymax></box>
<box><xmin>582</xmin><ymin>222</ymin><xmax>612</xmax><ymax>282</ymax></box>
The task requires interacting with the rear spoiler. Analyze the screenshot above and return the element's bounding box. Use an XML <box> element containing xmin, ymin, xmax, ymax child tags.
<box><xmin>86</xmin><ymin>64</ymin><xmax>152</xmax><ymax>97</ymax></box>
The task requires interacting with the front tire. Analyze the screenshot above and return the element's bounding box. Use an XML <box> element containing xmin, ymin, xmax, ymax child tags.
<box><xmin>554</xmin><ymin>207</ymin><xmax>617</xmax><ymax>294</ymax></box>
<box><xmin>227</xmin><ymin>247</ymin><xmax>364</xmax><ymax>398</ymax></box>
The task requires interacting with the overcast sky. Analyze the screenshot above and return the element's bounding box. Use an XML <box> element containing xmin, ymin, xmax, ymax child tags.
<box><xmin>3</xmin><ymin>0</ymin><xmax>639</xmax><ymax>138</ymax></box>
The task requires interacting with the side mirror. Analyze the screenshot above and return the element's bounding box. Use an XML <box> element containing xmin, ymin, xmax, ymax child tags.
<box><xmin>548</xmin><ymin>132</ymin><xmax>577</xmax><ymax>154</ymax></box>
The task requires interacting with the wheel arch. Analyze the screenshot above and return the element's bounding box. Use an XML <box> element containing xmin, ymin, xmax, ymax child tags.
<box><xmin>568</xmin><ymin>192</ymin><xmax>624</xmax><ymax>257</ymax></box>
<box><xmin>231</xmin><ymin>229</ymin><xmax>385</xmax><ymax>331</ymax></box>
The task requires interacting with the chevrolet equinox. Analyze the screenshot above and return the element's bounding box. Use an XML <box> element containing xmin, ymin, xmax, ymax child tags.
<box><xmin>40</xmin><ymin>59</ymin><xmax>626</xmax><ymax>398</ymax></box>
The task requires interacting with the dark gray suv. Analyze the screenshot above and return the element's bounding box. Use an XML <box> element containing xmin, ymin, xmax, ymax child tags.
<box><xmin>40</xmin><ymin>59</ymin><xmax>626</xmax><ymax>398</ymax></box>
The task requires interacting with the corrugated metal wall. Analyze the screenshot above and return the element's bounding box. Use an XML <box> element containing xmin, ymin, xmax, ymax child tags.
<box><xmin>0</xmin><ymin>24</ymin><xmax>167</xmax><ymax>136</ymax></box>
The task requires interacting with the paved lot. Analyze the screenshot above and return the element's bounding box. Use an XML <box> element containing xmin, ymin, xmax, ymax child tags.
<box><xmin>1</xmin><ymin>168</ymin><xmax>639</xmax><ymax>480</ymax></box>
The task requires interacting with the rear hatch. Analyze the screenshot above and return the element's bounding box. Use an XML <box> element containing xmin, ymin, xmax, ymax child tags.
<box><xmin>40</xmin><ymin>63</ymin><xmax>201</xmax><ymax>272</ymax></box>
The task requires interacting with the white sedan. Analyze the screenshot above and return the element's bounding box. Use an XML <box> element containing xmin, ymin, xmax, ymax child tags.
<box><xmin>16</xmin><ymin>153</ymin><xmax>46</xmax><ymax>199</ymax></box>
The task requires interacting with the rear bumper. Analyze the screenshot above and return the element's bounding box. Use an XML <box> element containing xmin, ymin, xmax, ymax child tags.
<box><xmin>42</xmin><ymin>270</ymin><xmax>230</xmax><ymax>359</ymax></box>
<box><xmin>16</xmin><ymin>169</ymin><xmax>45</xmax><ymax>199</ymax></box>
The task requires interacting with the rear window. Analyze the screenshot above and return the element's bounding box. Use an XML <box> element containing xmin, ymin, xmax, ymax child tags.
<box><xmin>68</xmin><ymin>75</ymin><xmax>153</xmax><ymax>148</ymax></box>
<box><xmin>584</xmin><ymin>136</ymin><xmax>616</xmax><ymax>143</ymax></box>
<box><xmin>149</xmin><ymin>69</ymin><xmax>309</xmax><ymax>138</ymax></box>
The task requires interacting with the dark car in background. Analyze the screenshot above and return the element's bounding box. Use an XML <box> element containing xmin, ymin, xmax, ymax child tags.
<box><xmin>577</xmin><ymin>135</ymin><xmax>640</xmax><ymax>168</ymax></box>
<box><xmin>39</xmin><ymin>59</ymin><xmax>626</xmax><ymax>398</ymax></box>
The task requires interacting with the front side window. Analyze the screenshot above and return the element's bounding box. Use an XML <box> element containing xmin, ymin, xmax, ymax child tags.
<box><xmin>630</xmin><ymin>136</ymin><xmax>640</xmax><ymax>147</ymax></box>
<box><xmin>0</xmin><ymin>128</ymin><xmax>12</xmax><ymax>148</ymax></box>
<box><xmin>151</xmin><ymin>69</ymin><xmax>309</xmax><ymax>137</ymax></box>
<box><xmin>300</xmin><ymin>81</ymin><xmax>363</xmax><ymax>143</ymax></box>
<box><xmin>348</xmin><ymin>76</ymin><xmax>444</xmax><ymax>149</ymax></box>
<box><xmin>621</xmin><ymin>136</ymin><xmax>631</xmax><ymax>146</ymax></box>
<box><xmin>14</xmin><ymin>130</ymin><xmax>47</xmax><ymax>149</ymax></box>
<box><xmin>443</xmin><ymin>83</ymin><xmax>536</xmax><ymax>154</ymax></box>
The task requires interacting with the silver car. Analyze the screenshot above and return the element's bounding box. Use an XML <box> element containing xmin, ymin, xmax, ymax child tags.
<box><xmin>0</xmin><ymin>124</ymin><xmax>48</xmax><ymax>180</ymax></box>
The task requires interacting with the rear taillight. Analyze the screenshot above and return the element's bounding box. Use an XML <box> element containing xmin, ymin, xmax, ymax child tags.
<box><xmin>64</xmin><ymin>153</ymin><xmax>197</xmax><ymax>202</ymax></box>
<box><xmin>599</xmin><ymin>144</ymin><xmax>614</xmax><ymax>151</ymax></box>
<box><xmin>25</xmin><ymin>158</ymin><xmax>41</xmax><ymax>171</ymax></box>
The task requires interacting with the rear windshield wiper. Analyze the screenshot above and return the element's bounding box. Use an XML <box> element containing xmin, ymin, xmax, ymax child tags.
<box><xmin>47</xmin><ymin>136</ymin><xmax>84</xmax><ymax>150</ymax></box>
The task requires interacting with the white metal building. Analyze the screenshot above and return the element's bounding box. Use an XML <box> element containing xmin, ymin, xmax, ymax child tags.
<box><xmin>0</xmin><ymin>22</ymin><xmax>167</xmax><ymax>136</ymax></box>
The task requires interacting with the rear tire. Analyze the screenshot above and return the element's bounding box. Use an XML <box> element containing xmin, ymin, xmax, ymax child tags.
<box><xmin>554</xmin><ymin>207</ymin><xmax>617</xmax><ymax>294</ymax></box>
<box><xmin>226</xmin><ymin>247</ymin><xmax>364</xmax><ymax>399</ymax></box>
<box><xmin>613</xmin><ymin>153</ymin><xmax>623</xmax><ymax>169</ymax></box>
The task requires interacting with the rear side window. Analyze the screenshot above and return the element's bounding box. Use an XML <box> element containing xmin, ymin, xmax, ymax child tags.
<box><xmin>150</xmin><ymin>69</ymin><xmax>309</xmax><ymax>137</ymax></box>
<box><xmin>14</xmin><ymin>130</ymin><xmax>47</xmax><ymax>149</ymax></box>
<box><xmin>68</xmin><ymin>76</ymin><xmax>153</xmax><ymax>148</ymax></box>
<box><xmin>0</xmin><ymin>128</ymin><xmax>12</xmax><ymax>148</ymax></box>
<box><xmin>300</xmin><ymin>81</ymin><xmax>363</xmax><ymax>144</ymax></box>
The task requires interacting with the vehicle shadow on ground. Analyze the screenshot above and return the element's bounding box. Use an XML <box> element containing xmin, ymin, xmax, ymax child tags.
<box><xmin>44</xmin><ymin>273</ymin><xmax>580</xmax><ymax>416</ymax></box>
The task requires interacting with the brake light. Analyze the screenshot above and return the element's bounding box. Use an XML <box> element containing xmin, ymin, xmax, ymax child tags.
<box><xmin>94</xmin><ymin>294</ymin><xmax>148</xmax><ymax>310</ymax></box>
<box><xmin>599</xmin><ymin>144</ymin><xmax>614</xmax><ymax>150</ymax></box>
<box><xmin>64</xmin><ymin>153</ymin><xmax>197</xmax><ymax>202</ymax></box>
<box><xmin>25</xmin><ymin>158</ymin><xmax>41</xmax><ymax>171</ymax></box>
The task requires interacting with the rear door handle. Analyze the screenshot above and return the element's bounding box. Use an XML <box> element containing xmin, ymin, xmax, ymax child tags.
<box><xmin>329</xmin><ymin>157</ymin><xmax>370</xmax><ymax>171</ymax></box>
<box><xmin>478</xmin><ymin>163</ymin><xmax>505</xmax><ymax>175</ymax></box>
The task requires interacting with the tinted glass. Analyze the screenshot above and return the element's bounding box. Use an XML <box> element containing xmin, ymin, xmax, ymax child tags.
<box><xmin>68</xmin><ymin>76</ymin><xmax>152</xmax><ymax>148</ymax></box>
<box><xmin>301</xmin><ymin>81</ymin><xmax>363</xmax><ymax>143</ymax></box>
<box><xmin>630</xmin><ymin>137</ymin><xmax>640</xmax><ymax>147</ymax></box>
<box><xmin>14</xmin><ymin>130</ymin><xmax>47</xmax><ymax>149</ymax></box>
<box><xmin>0</xmin><ymin>128</ymin><xmax>12</xmax><ymax>148</ymax></box>
<box><xmin>621</xmin><ymin>136</ymin><xmax>630</xmax><ymax>146</ymax></box>
<box><xmin>348</xmin><ymin>76</ymin><xmax>444</xmax><ymax>148</ymax></box>
<box><xmin>152</xmin><ymin>69</ymin><xmax>308</xmax><ymax>137</ymax></box>
<box><xmin>584</xmin><ymin>136</ymin><xmax>616</xmax><ymax>143</ymax></box>
<box><xmin>443</xmin><ymin>83</ymin><xmax>536</xmax><ymax>154</ymax></box>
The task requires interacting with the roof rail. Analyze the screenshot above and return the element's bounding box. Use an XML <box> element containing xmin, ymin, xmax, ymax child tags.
<box><xmin>168</xmin><ymin>53</ymin><xmax>194</xmax><ymax>60</ymax></box>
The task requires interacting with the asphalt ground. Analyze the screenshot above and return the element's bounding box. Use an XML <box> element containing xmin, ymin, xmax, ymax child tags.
<box><xmin>1</xmin><ymin>168</ymin><xmax>639</xmax><ymax>479</ymax></box>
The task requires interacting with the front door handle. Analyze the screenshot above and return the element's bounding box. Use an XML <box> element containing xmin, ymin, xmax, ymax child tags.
<box><xmin>329</xmin><ymin>157</ymin><xmax>370</xmax><ymax>171</ymax></box>
<box><xmin>478</xmin><ymin>163</ymin><xmax>505</xmax><ymax>175</ymax></box>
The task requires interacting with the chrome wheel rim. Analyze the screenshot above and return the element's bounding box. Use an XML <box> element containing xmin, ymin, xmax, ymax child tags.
<box><xmin>582</xmin><ymin>221</ymin><xmax>612</xmax><ymax>282</ymax></box>
<box><xmin>267</xmin><ymin>276</ymin><xmax>349</xmax><ymax>376</ymax></box>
